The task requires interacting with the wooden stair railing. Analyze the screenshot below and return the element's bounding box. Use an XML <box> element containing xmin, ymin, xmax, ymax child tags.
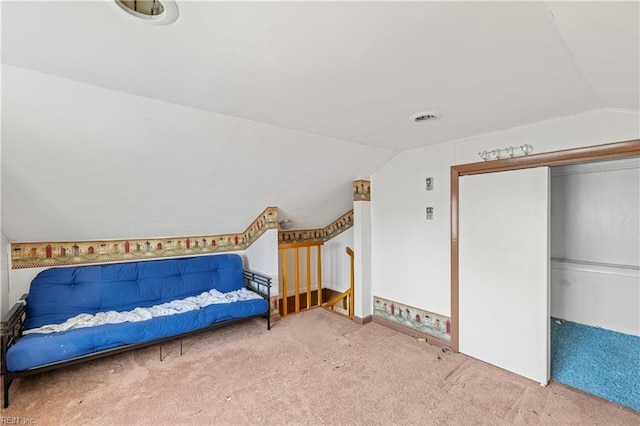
<box><xmin>278</xmin><ymin>241</ymin><xmax>324</xmax><ymax>316</ymax></box>
<box><xmin>323</xmin><ymin>247</ymin><xmax>355</xmax><ymax>318</ymax></box>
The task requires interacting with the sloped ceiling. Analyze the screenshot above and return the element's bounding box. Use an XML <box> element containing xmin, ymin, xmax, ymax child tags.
<box><xmin>1</xmin><ymin>1</ymin><xmax>638</xmax><ymax>243</ymax></box>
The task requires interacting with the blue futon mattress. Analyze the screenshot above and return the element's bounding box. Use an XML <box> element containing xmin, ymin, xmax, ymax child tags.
<box><xmin>7</xmin><ymin>298</ymin><xmax>267</xmax><ymax>372</ymax></box>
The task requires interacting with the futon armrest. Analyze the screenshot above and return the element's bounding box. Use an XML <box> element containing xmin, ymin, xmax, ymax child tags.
<box><xmin>1</xmin><ymin>294</ymin><xmax>28</xmax><ymax>360</ymax></box>
<box><xmin>242</xmin><ymin>270</ymin><xmax>272</xmax><ymax>299</ymax></box>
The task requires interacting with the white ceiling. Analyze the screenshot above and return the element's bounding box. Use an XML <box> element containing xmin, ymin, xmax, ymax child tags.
<box><xmin>1</xmin><ymin>1</ymin><xmax>639</xmax><ymax>242</ymax></box>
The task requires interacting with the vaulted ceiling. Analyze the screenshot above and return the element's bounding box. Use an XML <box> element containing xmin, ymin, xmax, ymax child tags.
<box><xmin>2</xmin><ymin>1</ymin><xmax>638</xmax><ymax>242</ymax></box>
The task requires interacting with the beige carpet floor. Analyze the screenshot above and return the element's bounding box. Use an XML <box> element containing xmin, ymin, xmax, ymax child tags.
<box><xmin>2</xmin><ymin>308</ymin><xmax>638</xmax><ymax>425</ymax></box>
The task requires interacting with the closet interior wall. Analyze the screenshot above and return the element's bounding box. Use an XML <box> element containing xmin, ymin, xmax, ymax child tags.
<box><xmin>550</xmin><ymin>157</ymin><xmax>640</xmax><ymax>336</ymax></box>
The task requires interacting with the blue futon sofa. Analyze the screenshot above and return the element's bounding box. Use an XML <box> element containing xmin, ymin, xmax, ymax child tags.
<box><xmin>1</xmin><ymin>254</ymin><xmax>271</xmax><ymax>407</ymax></box>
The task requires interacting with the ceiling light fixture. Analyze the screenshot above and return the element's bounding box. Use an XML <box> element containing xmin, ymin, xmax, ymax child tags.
<box><xmin>119</xmin><ymin>0</ymin><xmax>164</xmax><ymax>16</ymax></box>
<box><xmin>410</xmin><ymin>110</ymin><xmax>442</xmax><ymax>123</ymax></box>
<box><xmin>114</xmin><ymin>0</ymin><xmax>179</xmax><ymax>25</ymax></box>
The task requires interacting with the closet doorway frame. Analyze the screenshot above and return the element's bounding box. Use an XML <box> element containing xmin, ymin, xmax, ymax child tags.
<box><xmin>450</xmin><ymin>138</ymin><xmax>640</xmax><ymax>352</ymax></box>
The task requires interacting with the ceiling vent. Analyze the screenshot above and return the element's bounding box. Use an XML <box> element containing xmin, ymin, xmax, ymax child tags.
<box><xmin>410</xmin><ymin>110</ymin><xmax>442</xmax><ymax>123</ymax></box>
<box><xmin>114</xmin><ymin>0</ymin><xmax>179</xmax><ymax>25</ymax></box>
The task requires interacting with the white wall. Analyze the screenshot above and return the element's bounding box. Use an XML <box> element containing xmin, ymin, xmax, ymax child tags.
<box><xmin>371</xmin><ymin>108</ymin><xmax>640</xmax><ymax>319</ymax></box>
<box><xmin>0</xmin><ymin>51</ymin><xmax>5</xmax><ymax>316</ymax></box>
<box><xmin>322</xmin><ymin>227</ymin><xmax>353</xmax><ymax>292</ymax></box>
<box><xmin>1</xmin><ymin>234</ymin><xmax>10</xmax><ymax>317</ymax></box>
<box><xmin>372</xmin><ymin>142</ymin><xmax>455</xmax><ymax>316</ymax></box>
<box><xmin>354</xmin><ymin>201</ymin><xmax>372</xmax><ymax>318</ymax></box>
<box><xmin>8</xmin><ymin>266</ymin><xmax>48</xmax><ymax>308</ymax></box>
<box><xmin>3</xmin><ymin>66</ymin><xmax>394</xmax><ymax>243</ymax></box>
<box><xmin>551</xmin><ymin>261</ymin><xmax>639</xmax><ymax>336</ymax></box>
<box><xmin>243</xmin><ymin>229</ymin><xmax>279</xmax><ymax>297</ymax></box>
<box><xmin>454</xmin><ymin>108</ymin><xmax>640</xmax><ymax>164</ymax></box>
<box><xmin>550</xmin><ymin>158</ymin><xmax>639</xmax><ymax>335</ymax></box>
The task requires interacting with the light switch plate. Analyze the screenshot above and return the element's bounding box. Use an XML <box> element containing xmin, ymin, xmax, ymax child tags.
<box><xmin>426</xmin><ymin>177</ymin><xmax>434</xmax><ymax>191</ymax></box>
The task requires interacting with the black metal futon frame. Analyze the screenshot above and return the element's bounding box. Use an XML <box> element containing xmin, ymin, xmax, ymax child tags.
<box><xmin>0</xmin><ymin>269</ymin><xmax>271</xmax><ymax>408</ymax></box>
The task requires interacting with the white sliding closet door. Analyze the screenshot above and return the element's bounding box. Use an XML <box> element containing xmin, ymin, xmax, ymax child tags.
<box><xmin>459</xmin><ymin>167</ymin><xmax>550</xmax><ymax>385</ymax></box>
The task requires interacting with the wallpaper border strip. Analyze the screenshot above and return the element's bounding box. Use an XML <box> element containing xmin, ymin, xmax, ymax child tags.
<box><xmin>10</xmin><ymin>207</ymin><xmax>278</xmax><ymax>269</ymax></box>
<box><xmin>373</xmin><ymin>296</ymin><xmax>451</xmax><ymax>342</ymax></box>
<box><xmin>278</xmin><ymin>178</ymin><xmax>370</xmax><ymax>244</ymax></box>
<box><xmin>353</xmin><ymin>179</ymin><xmax>371</xmax><ymax>201</ymax></box>
<box><xmin>278</xmin><ymin>210</ymin><xmax>353</xmax><ymax>244</ymax></box>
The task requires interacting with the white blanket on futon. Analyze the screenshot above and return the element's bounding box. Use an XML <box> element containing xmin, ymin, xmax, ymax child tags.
<box><xmin>24</xmin><ymin>287</ymin><xmax>262</xmax><ymax>335</ymax></box>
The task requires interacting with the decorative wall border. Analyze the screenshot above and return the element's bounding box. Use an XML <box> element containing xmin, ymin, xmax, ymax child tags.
<box><xmin>278</xmin><ymin>209</ymin><xmax>353</xmax><ymax>244</ymax></box>
<box><xmin>353</xmin><ymin>179</ymin><xmax>371</xmax><ymax>201</ymax></box>
<box><xmin>373</xmin><ymin>296</ymin><xmax>451</xmax><ymax>342</ymax></box>
<box><xmin>10</xmin><ymin>207</ymin><xmax>278</xmax><ymax>269</ymax></box>
<box><xmin>277</xmin><ymin>178</ymin><xmax>369</xmax><ymax>245</ymax></box>
<box><xmin>324</xmin><ymin>209</ymin><xmax>354</xmax><ymax>241</ymax></box>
